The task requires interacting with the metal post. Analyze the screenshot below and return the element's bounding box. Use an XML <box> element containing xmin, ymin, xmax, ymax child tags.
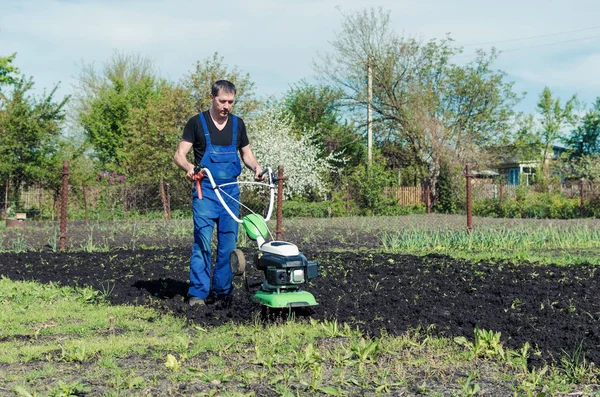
<box><xmin>499</xmin><ymin>178</ymin><xmax>504</xmax><ymax>215</ymax></box>
<box><xmin>4</xmin><ymin>178</ymin><xmax>8</xmax><ymax>217</ymax></box>
<box><xmin>82</xmin><ymin>180</ymin><xmax>89</xmax><ymax>224</ymax></box>
<box><xmin>38</xmin><ymin>181</ymin><xmax>43</xmax><ymax>221</ymax></box>
<box><xmin>580</xmin><ymin>178</ymin><xmax>585</xmax><ymax>217</ymax></box>
<box><xmin>275</xmin><ymin>165</ymin><xmax>287</xmax><ymax>241</ymax></box>
<box><xmin>166</xmin><ymin>182</ymin><xmax>171</xmax><ymax>219</ymax></box>
<box><xmin>425</xmin><ymin>181</ymin><xmax>431</xmax><ymax>214</ymax></box>
<box><xmin>160</xmin><ymin>178</ymin><xmax>168</xmax><ymax>220</ymax></box>
<box><xmin>465</xmin><ymin>165</ymin><xmax>473</xmax><ymax>232</ymax></box>
<box><xmin>346</xmin><ymin>184</ymin><xmax>350</xmax><ymax>215</ymax></box>
<box><xmin>367</xmin><ymin>57</ymin><xmax>373</xmax><ymax>165</ymax></box>
<box><xmin>59</xmin><ymin>161</ymin><xmax>71</xmax><ymax>251</ymax></box>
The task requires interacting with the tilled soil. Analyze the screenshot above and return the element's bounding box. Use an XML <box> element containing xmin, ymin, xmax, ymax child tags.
<box><xmin>1</xmin><ymin>246</ymin><xmax>598</xmax><ymax>367</ymax></box>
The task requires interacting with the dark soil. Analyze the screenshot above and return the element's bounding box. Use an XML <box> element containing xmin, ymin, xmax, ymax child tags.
<box><xmin>1</xmin><ymin>239</ymin><xmax>599</xmax><ymax>368</ymax></box>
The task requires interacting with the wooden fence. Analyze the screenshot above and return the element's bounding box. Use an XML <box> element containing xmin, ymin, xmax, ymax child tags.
<box><xmin>383</xmin><ymin>186</ymin><xmax>424</xmax><ymax>206</ymax></box>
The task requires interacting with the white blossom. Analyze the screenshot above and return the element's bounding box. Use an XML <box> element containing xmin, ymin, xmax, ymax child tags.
<box><xmin>242</xmin><ymin>103</ymin><xmax>342</xmax><ymax>199</ymax></box>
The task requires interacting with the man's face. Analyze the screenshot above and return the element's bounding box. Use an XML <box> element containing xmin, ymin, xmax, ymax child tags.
<box><xmin>211</xmin><ymin>91</ymin><xmax>235</xmax><ymax>118</ymax></box>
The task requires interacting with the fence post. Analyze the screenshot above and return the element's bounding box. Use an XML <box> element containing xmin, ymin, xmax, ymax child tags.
<box><xmin>160</xmin><ymin>178</ymin><xmax>169</xmax><ymax>220</ymax></box>
<box><xmin>426</xmin><ymin>180</ymin><xmax>431</xmax><ymax>214</ymax></box>
<box><xmin>4</xmin><ymin>178</ymin><xmax>8</xmax><ymax>217</ymax></box>
<box><xmin>166</xmin><ymin>182</ymin><xmax>171</xmax><ymax>219</ymax></box>
<box><xmin>81</xmin><ymin>180</ymin><xmax>89</xmax><ymax>224</ymax></box>
<box><xmin>465</xmin><ymin>164</ymin><xmax>473</xmax><ymax>232</ymax></box>
<box><xmin>499</xmin><ymin>178</ymin><xmax>504</xmax><ymax>215</ymax></box>
<box><xmin>59</xmin><ymin>161</ymin><xmax>71</xmax><ymax>251</ymax></box>
<box><xmin>346</xmin><ymin>184</ymin><xmax>350</xmax><ymax>215</ymax></box>
<box><xmin>275</xmin><ymin>165</ymin><xmax>287</xmax><ymax>241</ymax></box>
<box><xmin>580</xmin><ymin>178</ymin><xmax>585</xmax><ymax>217</ymax></box>
<box><xmin>38</xmin><ymin>181</ymin><xmax>43</xmax><ymax>221</ymax></box>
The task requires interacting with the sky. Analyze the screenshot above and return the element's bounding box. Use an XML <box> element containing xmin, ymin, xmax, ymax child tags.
<box><xmin>2</xmin><ymin>0</ymin><xmax>600</xmax><ymax>121</ymax></box>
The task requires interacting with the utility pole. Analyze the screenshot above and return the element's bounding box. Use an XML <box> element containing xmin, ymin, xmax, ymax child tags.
<box><xmin>367</xmin><ymin>57</ymin><xmax>373</xmax><ymax>165</ymax></box>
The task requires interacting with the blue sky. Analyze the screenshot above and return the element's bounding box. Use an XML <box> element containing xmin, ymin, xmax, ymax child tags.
<box><xmin>2</xmin><ymin>0</ymin><xmax>600</xmax><ymax>118</ymax></box>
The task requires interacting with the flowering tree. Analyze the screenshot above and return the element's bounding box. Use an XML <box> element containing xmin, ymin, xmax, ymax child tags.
<box><xmin>243</xmin><ymin>103</ymin><xmax>343</xmax><ymax>199</ymax></box>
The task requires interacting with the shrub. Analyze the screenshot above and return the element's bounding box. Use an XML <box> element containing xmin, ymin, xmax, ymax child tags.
<box><xmin>477</xmin><ymin>191</ymin><xmax>590</xmax><ymax>219</ymax></box>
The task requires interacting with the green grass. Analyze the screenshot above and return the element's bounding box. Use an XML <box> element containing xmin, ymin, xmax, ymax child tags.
<box><xmin>379</xmin><ymin>225</ymin><xmax>600</xmax><ymax>265</ymax></box>
<box><xmin>0</xmin><ymin>277</ymin><xmax>598</xmax><ymax>396</ymax></box>
<box><xmin>283</xmin><ymin>215</ymin><xmax>600</xmax><ymax>265</ymax></box>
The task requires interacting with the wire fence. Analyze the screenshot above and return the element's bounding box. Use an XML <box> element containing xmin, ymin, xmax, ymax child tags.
<box><xmin>1</xmin><ymin>171</ymin><xmax>599</xmax><ymax>221</ymax></box>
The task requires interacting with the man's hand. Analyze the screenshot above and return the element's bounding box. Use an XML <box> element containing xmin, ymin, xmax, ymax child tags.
<box><xmin>187</xmin><ymin>167</ymin><xmax>198</xmax><ymax>181</ymax></box>
<box><xmin>254</xmin><ymin>166</ymin><xmax>264</xmax><ymax>181</ymax></box>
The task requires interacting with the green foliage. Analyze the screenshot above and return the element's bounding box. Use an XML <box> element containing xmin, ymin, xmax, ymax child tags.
<box><xmin>472</xmin><ymin>198</ymin><xmax>500</xmax><ymax>218</ymax></box>
<box><xmin>535</xmin><ymin>87</ymin><xmax>578</xmax><ymax>169</ymax></box>
<box><xmin>284</xmin><ymin>80</ymin><xmax>364</xmax><ymax>166</ymax></box>
<box><xmin>560</xmin><ymin>154</ymin><xmax>600</xmax><ymax>181</ymax></box>
<box><xmin>281</xmin><ymin>200</ymin><xmax>352</xmax><ymax>218</ymax></box>
<box><xmin>474</xmin><ymin>192</ymin><xmax>587</xmax><ymax>219</ymax></box>
<box><xmin>316</xmin><ymin>7</ymin><xmax>520</xmax><ymax>184</ymax></box>
<box><xmin>0</xmin><ymin>53</ymin><xmax>20</xmax><ymax>88</ymax></box>
<box><xmin>435</xmin><ymin>161</ymin><xmax>459</xmax><ymax>214</ymax></box>
<box><xmin>494</xmin><ymin>113</ymin><xmax>543</xmax><ymax>163</ymax></box>
<box><xmin>0</xmin><ymin>65</ymin><xmax>69</xmax><ymax>199</ymax></box>
<box><xmin>349</xmin><ymin>160</ymin><xmax>396</xmax><ymax>215</ymax></box>
<box><xmin>184</xmin><ymin>52</ymin><xmax>259</xmax><ymax>119</ymax></box>
<box><xmin>566</xmin><ymin>98</ymin><xmax>600</xmax><ymax>157</ymax></box>
<box><xmin>125</xmin><ymin>81</ymin><xmax>193</xmax><ymax>183</ymax></box>
<box><xmin>75</xmin><ymin>51</ymin><xmax>159</xmax><ymax>172</ymax></box>
<box><xmin>454</xmin><ymin>327</ymin><xmax>505</xmax><ymax>360</ymax></box>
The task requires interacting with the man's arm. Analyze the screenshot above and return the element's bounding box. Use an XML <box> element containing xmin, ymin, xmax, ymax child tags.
<box><xmin>239</xmin><ymin>145</ymin><xmax>263</xmax><ymax>181</ymax></box>
<box><xmin>174</xmin><ymin>140</ymin><xmax>195</xmax><ymax>181</ymax></box>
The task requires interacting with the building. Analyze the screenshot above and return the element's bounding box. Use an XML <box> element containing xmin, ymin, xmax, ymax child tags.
<box><xmin>496</xmin><ymin>144</ymin><xmax>567</xmax><ymax>185</ymax></box>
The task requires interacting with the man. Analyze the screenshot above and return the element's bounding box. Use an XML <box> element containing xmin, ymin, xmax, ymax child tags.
<box><xmin>174</xmin><ymin>80</ymin><xmax>263</xmax><ymax>307</ymax></box>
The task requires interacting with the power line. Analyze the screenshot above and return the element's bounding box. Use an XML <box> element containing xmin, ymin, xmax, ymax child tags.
<box><xmin>461</xmin><ymin>24</ymin><xmax>600</xmax><ymax>47</ymax></box>
<box><xmin>453</xmin><ymin>33</ymin><xmax>600</xmax><ymax>58</ymax></box>
<box><xmin>500</xmin><ymin>34</ymin><xmax>600</xmax><ymax>53</ymax></box>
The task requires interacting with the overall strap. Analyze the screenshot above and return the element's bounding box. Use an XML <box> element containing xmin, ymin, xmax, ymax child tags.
<box><xmin>231</xmin><ymin>115</ymin><xmax>238</xmax><ymax>147</ymax></box>
<box><xmin>198</xmin><ymin>112</ymin><xmax>212</xmax><ymax>147</ymax></box>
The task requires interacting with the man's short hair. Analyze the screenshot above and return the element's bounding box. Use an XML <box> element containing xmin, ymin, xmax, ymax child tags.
<box><xmin>212</xmin><ymin>80</ymin><xmax>236</xmax><ymax>97</ymax></box>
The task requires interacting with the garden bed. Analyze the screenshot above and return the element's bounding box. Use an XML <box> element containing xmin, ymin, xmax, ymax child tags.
<box><xmin>1</xmin><ymin>245</ymin><xmax>598</xmax><ymax>368</ymax></box>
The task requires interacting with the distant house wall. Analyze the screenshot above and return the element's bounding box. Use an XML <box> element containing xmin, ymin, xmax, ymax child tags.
<box><xmin>496</xmin><ymin>144</ymin><xmax>567</xmax><ymax>186</ymax></box>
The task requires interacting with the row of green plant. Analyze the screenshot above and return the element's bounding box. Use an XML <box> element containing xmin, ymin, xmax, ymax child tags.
<box><xmin>473</xmin><ymin>194</ymin><xmax>600</xmax><ymax>219</ymax></box>
<box><xmin>0</xmin><ymin>277</ymin><xmax>597</xmax><ymax>396</ymax></box>
<box><xmin>280</xmin><ymin>200</ymin><xmax>426</xmax><ymax>218</ymax></box>
<box><xmin>380</xmin><ymin>225</ymin><xmax>600</xmax><ymax>265</ymax></box>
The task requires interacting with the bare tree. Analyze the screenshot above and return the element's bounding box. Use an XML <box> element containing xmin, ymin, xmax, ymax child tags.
<box><xmin>315</xmin><ymin>7</ymin><xmax>521</xmax><ymax>194</ymax></box>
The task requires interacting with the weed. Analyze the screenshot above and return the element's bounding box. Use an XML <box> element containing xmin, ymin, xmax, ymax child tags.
<box><xmin>164</xmin><ymin>354</ymin><xmax>181</xmax><ymax>372</ymax></box>
<box><xmin>455</xmin><ymin>327</ymin><xmax>505</xmax><ymax>360</ymax></box>
<box><xmin>47</xmin><ymin>380</ymin><xmax>91</xmax><ymax>397</ymax></box>
<box><xmin>317</xmin><ymin>318</ymin><xmax>356</xmax><ymax>338</ymax></box>
<box><xmin>457</xmin><ymin>375</ymin><xmax>481</xmax><ymax>396</ymax></box>
<box><xmin>12</xmin><ymin>236</ymin><xmax>29</xmax><ymax>253</ymax></box>
<box><xmin>13</xmin><ymin>386</ymin><xmax>39</xmax><ymax>397</ymax></box>
<box><xmin>560</xmin><ymin>342</ymin><xmax>597</xmax><ymax>384</ymax></box>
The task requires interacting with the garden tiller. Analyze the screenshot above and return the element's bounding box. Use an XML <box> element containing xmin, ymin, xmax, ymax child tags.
<box><xmin>194</xmin><ymin>166</ymin><xmax>319</xmax><ymax>308</ymax></box>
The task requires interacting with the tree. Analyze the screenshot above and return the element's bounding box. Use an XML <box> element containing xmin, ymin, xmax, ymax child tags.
<box><xmin>184</xmin><ymin>52</ymin><xmax>260</xmax><ymax>119</ymax></box>
<box><xmin>0</xmin><ymin>76</ymin><xmax>69</xmax><ymax>200</ymax></box>
<box><xmin>126</xmin><ymin>81</ymin><xmax>194</xmax><ymax>182</ymax></box>
<box><xmin>283</xmin><ymin>80</ymin><xmax>364</xmax><ymax>166</ymax></box>
<box><xmin>535</xmin><ymin>87</ymin><xmax>578</xmax><ymax>168</ymax></box>
<box><xmin>0</xmin><ymin>53</ymin><xmax>20</xmax><ymax>89</ymax></box>
<box><xmin>315</xmin><ymin>7</ymin><xmax>521</xmax><ymax>195</ymax></box>
<box><xmin>566</xmin><ymin>98</ymin><xmax>600</xmax><ymax>157</ymax></box>
<box><xmin>74</xmin><ymin>51</ymin><xmax>159</xmax><ymax>172</ymax></box>
<box><xmin>243</xmin><ymin>102</ymin><xmax>343</xmax><ymax>199</ymax></box>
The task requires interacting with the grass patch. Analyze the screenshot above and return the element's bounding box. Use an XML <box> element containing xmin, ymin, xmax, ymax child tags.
<box><xmin>379</xmin><ymin>224</ymin><xmax>600</xmax><ymax>265</ymax></box>
<box><xmin>0</xmin><ymin>278</ymin><xmax>598</xmax><ymax>395</ymax></box>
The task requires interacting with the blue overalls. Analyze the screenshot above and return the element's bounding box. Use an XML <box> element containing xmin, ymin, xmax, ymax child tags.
<box><xmin>189</xmin><ymin>112</ymin><xmax>242</xmax><ymax>300</ymax></box>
